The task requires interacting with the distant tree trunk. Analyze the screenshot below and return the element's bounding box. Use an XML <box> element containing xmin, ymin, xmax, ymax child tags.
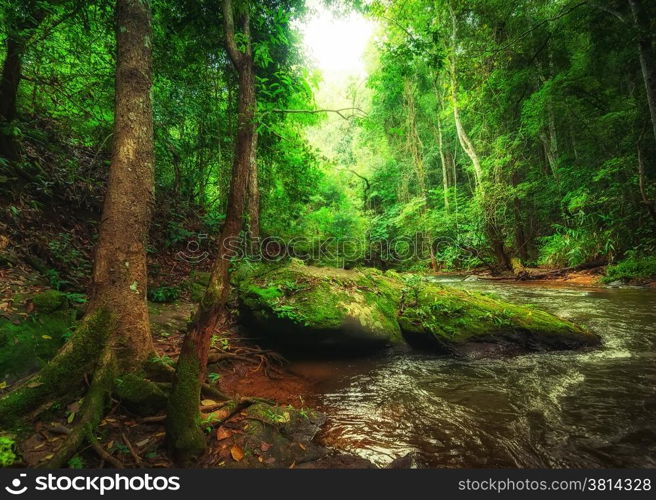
<box><xmin>629</xmin><ymin>0</ymin><xmax>656</xmax><ymax>144</ymax></box>
<box><xmin>449</xmin><ymin>7</ymin><xmax>509</xmax><ymax>271</ymax></box>
<box><xmin>436</xmin><ymin>116</ymin><xmax>450</xmax><ymax>213</ymax></box>
<box><xmin>0</xmin><ymin>3</ymin><xmax>47</xmax><ymax>161</ymax></box>
<box><xmin>0</xmin><ymin>37</ymin><xmax>23</xmax><ymax>161</ymax></box>
<box><xmin>0</xmin><ymin>0</ymin><xmax>155</xmax><ymax>466</ymax></box>
<box><xmin>404</xmin><ymin>77</ymin><xmax>438</xmax><ymax>271</ymax></box>
<box><xmin>247</xmin><ymin>130</ymin><xmax>260</xmax><ymax>243</ymax></box>
<box><xmin>167</xmin><ymin>0</ymin><xmax>256</xmax><ymax>465</ymax></box>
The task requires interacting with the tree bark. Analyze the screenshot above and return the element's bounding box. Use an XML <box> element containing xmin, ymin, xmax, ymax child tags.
<box><xmin>629</xmin><ymin>0</ymin><xmax>656</xmax><ymax>145</ymax></box>
<box><xmin>247</xmin><ymin>130</ymin><xmax>260</xmax><ymax>243</ymax></box>
<box><xmin>167</xmin><ymin>0</ymin><xmax>256</xmax><ymax>465</ymax></box>
<box><xmin>88</xmin><ymin>0</ymin><xmax>156</xmax><ymax>371</ymax></box>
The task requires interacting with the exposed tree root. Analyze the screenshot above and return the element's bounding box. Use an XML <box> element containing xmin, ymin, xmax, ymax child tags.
<box><xmin>89</xmin><ymin>433</ymin><xmax>125</xmax><ymax>469</ymax></box>
<box><xmin>40</xmin><ymin>347</ymin><xmax>116</xmax><ymax>469</ymax></box>
<box><xmin>207</xmin><ymin>345</ymin><xmax>287</xmax><ymax>378</ymax></box>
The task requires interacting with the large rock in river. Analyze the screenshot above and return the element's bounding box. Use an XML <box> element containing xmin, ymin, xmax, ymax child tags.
<box><xmin>236</xmin><ymin>262</ymin><xmax>402</xmax><ymax>352</ymax></box>
<box><xmin>398</xmin><ymin>281</ymin><xmax>600</xmax><ymax>357</ymax></box>
<box><xmin>235</xmin><ymin>262</ymin><xmax>600</xmax><ymax>356</ymax></box>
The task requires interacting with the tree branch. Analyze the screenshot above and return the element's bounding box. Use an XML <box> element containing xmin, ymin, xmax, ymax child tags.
<box><xmin>223</xmin><ymin>0</ymin><xmax>243</xmax><ymax>67</ymax></box>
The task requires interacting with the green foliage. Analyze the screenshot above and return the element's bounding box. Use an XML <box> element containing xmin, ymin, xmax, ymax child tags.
<box><xmin>603</xmin><ymin>255</ymin><xmax>656</xmax><ymax>283</ymax></box>
<box><xmin>148</xmin><ymin>285</ymin><xmax>181</xmax><ymax>303</ymax></box>
<box><xmin>67</xmin><ymin>456</ymin><xmax>86</xmax><ymax>469</ymax></box>
<box><xmin>0</xmin><ymin>436</ymin><xmax>18</xmax><ymax>467</ymax></box>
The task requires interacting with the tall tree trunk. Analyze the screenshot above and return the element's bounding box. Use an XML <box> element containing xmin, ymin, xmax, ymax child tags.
<box><xmin>247</xmin><ymin>130</ymin><xmax>260</xmax><ymax>243</ymax></box>
<box><xmin>629</xmin><ymin>0</ymin><xmax>656</xmax><ymax>144</ymax></box>
<box><xmin>167</xmin><ymin>0</ymin><xmax>256</xmax><ymax>465</ymax></box>
<box><xmin>0</xmin><ymin>0</ymin><xmax>155</xmax><ymax>466</ymax></box>
<box><xmin>88</xmin><ymin>0</ymin><xmax>156</xmax><ymax>370</ymax></box>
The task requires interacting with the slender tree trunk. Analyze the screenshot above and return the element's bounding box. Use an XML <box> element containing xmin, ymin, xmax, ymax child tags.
<box><xmin>449</xmin><ymin>7</ymin><xmax>509</xmax><ymax>270</ymax></box>
<box><xmin>629</xmin><ymin>0</ymin><xmax>656</xmax><ymax>144</ymax></box>
<box><xmin>436</xmin><ymin>116</ymin><xmax>450</xmax><ymax>213</ymax></box>
<box><xmin>404</xmin><ymin>78</ymin><xmax>438</xmax><ymax>271</ymax></box>
<box><xmin>167</xmin><ymin>0</ymin><xmax>256</xmax><ymax>465</ymax></box>
<box><xmin>247</xmin><ymin>130</ymin><xmax>260</xmax><ymax>242</ymax></box>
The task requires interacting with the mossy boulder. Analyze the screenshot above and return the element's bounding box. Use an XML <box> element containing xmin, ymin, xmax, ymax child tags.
<box><xmin>398</xmin><ymin>282</ymin><xmax>600</xmax><ymax>357</ymax></box>
<box><xmin>235</xmin><ymin>261</ymin><xmax>403</xmax><ymax>353</ymax></box>
<box><xmin>236</xmin><ymin>262</ymin><xmax>599</xmax><ymax>357</ymax></box>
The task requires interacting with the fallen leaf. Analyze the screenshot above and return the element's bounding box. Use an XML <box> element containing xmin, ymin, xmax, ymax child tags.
<box><xmin>27</xmin><ymin>381</ymin><xmax>44</xmax><ymax>388</ymax></box>
<box><xmin>298</xmin><ymin>442</ymin><xmax>306</xmax><ymax>450</ymax></box>
<box><xmin>260</xmin><ymin>442</ymin><xmax>271</xmax><ymax>452</ymax></box>
<box><xmin>201</xmin><ymin>399</ymin><xmax>217</xmax><ymax>406</ymax></box>
<box><xmin>230</xmin><ymin>445</ymin><xmax>244</xmax><ymax>462</ymax></box>
<box><xmin>216</xmin><ymin>427</ymin><xmax>232</xmax><ymax>441</ymax></box>
<box><xmin>135</xmin><ymin>438</ymin><xmax>150</xmax><ymax>448</ymax></box>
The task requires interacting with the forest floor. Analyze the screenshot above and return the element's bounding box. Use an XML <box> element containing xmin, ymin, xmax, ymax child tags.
<box><xmin>3</xmin><ymin>254</ymin><xmax>653</xmax><ymax>469</ymax></box>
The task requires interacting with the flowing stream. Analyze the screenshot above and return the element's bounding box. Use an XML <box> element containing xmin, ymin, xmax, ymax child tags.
<box><xmin>288</xmin><ymin>279</ymin><xmax>656</xmax><ymax>468</ymax></box>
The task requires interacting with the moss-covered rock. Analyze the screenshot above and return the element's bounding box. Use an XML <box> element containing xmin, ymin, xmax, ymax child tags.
<box><xmin>398</xmin><ymin>281</ymin><xmax>600</xmax><ymax>356</ymax></box>
<box><xmin>235</xmin><ymin>262</ymin><xmax>600</xmax><ymax>357</ymax></box>
<box><xmin>235</xmin><ymin>261</ymin><xmax>403</xmax><ymax>353</ymax></box>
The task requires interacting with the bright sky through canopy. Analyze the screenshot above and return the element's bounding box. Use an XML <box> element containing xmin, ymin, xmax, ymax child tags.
<box><xmin>299</xmin><ymin>0</ymin><xmax>374</xmax><ymax>80</ymax></box>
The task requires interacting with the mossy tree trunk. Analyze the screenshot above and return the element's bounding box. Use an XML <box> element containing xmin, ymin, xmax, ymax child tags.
<box><xmin>0</xmin><ymin>0</ymin><xmax>155</xmax><ymax>467</ymax></box>
<box><xmin>166</xmin><ymin>0</ymin><xmax>256</xmax><ymax>465</ymax></box>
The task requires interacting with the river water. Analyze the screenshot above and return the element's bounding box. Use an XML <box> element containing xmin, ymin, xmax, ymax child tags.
<box><xmin>289</xmin><ymin>279</ymin><xmax>656</xmax><ymax>468</ymax></box>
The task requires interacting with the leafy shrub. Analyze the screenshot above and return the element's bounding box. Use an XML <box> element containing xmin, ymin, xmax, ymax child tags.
<box><xmin>0</xmin><ymin>436</ymin><xmax>18</xmax><ymax>467</ymax></box>
<box><xmin>147</xmin><ymin>286</ymin><xmax>181</xmax><ymax>303</ymax></box>
<box><xmin>538</xmin><ymin>225</ymin><xmax>613</xmax><ymax>267</ymax></box>
<box><xmin>602</xmin><ymin>255</ymin><xmax>656</xmax><ymax>283</ymax></box>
